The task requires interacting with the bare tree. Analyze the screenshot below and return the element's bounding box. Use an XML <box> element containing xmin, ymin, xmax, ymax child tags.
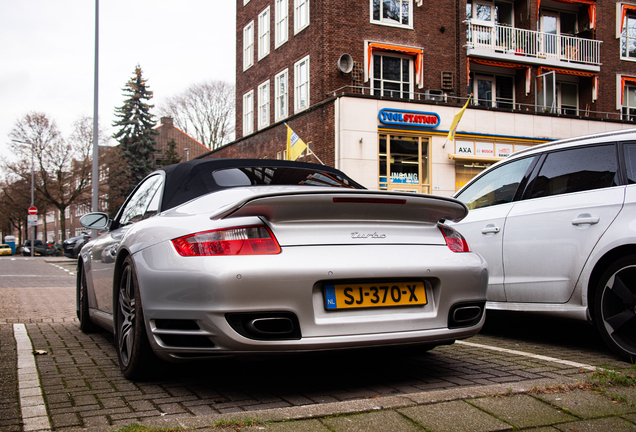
<box><xmin>159</xmin><ymin>80</ymin><xmax>235</xmax><ymax>150</ymax></box>
<box><xmin>5</xmin><ymin>112</ymin><xmax>95</xmax><ymax>242</ymax></box>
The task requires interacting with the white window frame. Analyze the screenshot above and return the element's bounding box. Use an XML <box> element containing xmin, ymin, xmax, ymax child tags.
<box><xmin>370</xmin><ymin>52</ymin><xmax>414</xmax><ymax>99</ymax></box>
<box><xmin>294</xmin><ymin>55</ymin><xmax>310</xmax><ymax>113</ymax></box>
<box><xmin>243</xmin><ymin>90</ymin><xmax>254</xmax><ymax>135</ymax></box>
<box><xmin>621</xmin><ymin>14</ymin><xmax>636</xmax><ymax>61</ymax></box>
<box><xmin>258</xmin><ymin>7</ymin><xmax>270</xmax><ymax>60</ymax></box>
<box><xmin>472</xmin><ymin>73</ymin><xmax>515</xmax><ymax>108</ymax></box>
<box><xmin>275</xmin><ymin>69</ymin><xmax>289</xmax><ymax>121</ymax></box>
<box><xmin>275</xmin><ymin>0</ymin><xmax>289</xmax><ymax>48</ymax></box>
<box><xmin>370</xmin><ymin>0</ymin><xmax>413</xmax><ymax>29</ymax></box>
<box><xmin>258</xmin><ymin>80</ymin><xmax>270</xmax><ymax>130</ymax></box>
<box><xmin>294</xmin><ymin>0</ymin><xmax>310</xmax><ymax>34</ymax></box>
<box><xmin>243</xmin><ymin>21</ymin><xmax>255</xmax><ymax>71</ymax></box>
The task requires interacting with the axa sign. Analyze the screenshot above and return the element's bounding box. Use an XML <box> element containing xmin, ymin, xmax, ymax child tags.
<box><xmin>378</xmin><ymin>108</ymin><xmax>440</xmax><ymax>129</ymax></box>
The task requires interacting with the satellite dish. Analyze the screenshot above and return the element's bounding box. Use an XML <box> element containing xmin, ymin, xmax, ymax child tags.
<box><xmin>337</xmin><ymin>53</ymin><xmax>354</xmax><ymax>74</ymax></box>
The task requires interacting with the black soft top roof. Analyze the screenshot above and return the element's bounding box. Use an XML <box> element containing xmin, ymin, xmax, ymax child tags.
<box><xmin>158</xmin><ymin>158</ymin><xmax>364</xmax><ymax>211</ymax></box>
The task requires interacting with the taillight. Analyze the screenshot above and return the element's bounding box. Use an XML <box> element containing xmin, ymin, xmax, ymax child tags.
<box><xmin>172</xmin><ymin>225</ymin><xmax>281</xmax><ymax>256</ymax></box>
<box><xmin>438</xmin><ymin>224</ymin><xmax>471</xmax><ymax>253</ymax></box>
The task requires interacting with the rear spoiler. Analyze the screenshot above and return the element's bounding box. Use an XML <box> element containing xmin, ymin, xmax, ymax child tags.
<box><xmin>212</xmin><ymin>190</ymin><xmax>468</xmax><ymax>224</ymax></box>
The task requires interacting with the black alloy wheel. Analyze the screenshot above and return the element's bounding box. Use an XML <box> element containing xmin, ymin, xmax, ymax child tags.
<box><xmin>594</xmin><ymin>255</ymin><xmax>636</xmax><ymax>362</ymax></box>
<box><xmin>77</xmin><ymin>267</ymin><xmax>98</xmax><ymax>333</ymax></box>
<box><xmin>115</xmin><ymin>256</ymin><xmax>157</xmax><ymax>380</ymax></box>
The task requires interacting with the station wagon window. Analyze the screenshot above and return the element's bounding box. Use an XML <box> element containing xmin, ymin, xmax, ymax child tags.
<box><xmin>118</xmin><ymin>175</ymin><xmax>163</xmax><ymax>226</ymax></box>
<box><xmin>528</xmin><ymin>145</ymin><xmax>619</xmax><ymax>199</ymax></box>
<box><xmin>455</xmin><ymin>157</ymin><xmax>534</xmax><ymax>210</ymax></box>
<box><xmin>625</xmin><ymin>143</ymin><xmax>636</xmax><ymax>184</ymax></box>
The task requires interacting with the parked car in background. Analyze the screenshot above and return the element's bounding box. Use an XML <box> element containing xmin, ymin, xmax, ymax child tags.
<box><xmin>63</xmin><ymin>233</ymin><xmax>90</xmax><ymax>258</ymax></box>
<box><xmin>76</xmin><ymin>159</ymin><xmax>488</xmax><ymax>380</ymax></box>
<box><xmin>22</xmin><ymin>240</ymin><xmax>43</xmax><ymax>256</ymax></box>
<box><xmin>452</xmin><ymin>128</ymin><xmax>636</xmax><ymax>361</ymax></box>
<box><xmin>22</xmin><ymin>240</ymin><xmax>61</xmax><ymax>256</ymax></box>
<box><xmin>0</xmin><ymin>244</ymin><xmax>12</xmax><ymax>256</ymax></box>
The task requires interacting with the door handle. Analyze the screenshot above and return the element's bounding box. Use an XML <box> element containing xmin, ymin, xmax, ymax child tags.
<box><xmin>481</xmin><ymin>224</ymin><xmax>501</xmax><ymax>234</ymax></box>
<box><xmin>571</xmin><ymin>214</ymin><xmax>599</xmax><ymax>226</ymax></box>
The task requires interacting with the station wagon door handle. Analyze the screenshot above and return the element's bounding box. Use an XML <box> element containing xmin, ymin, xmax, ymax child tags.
<box><xmin>571</xmin><ymin>214</ymin><xmax>600</xmax><ymax>226</ymax></box>
<box><xmin>481</xmin><ymin>224</ymin><xmax>501</xmax><ymax>234</ymax></box>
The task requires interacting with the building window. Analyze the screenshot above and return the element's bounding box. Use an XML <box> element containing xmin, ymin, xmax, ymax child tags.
<box><xmin>471</xmin><ymin>74</ymin><xmax>514</xmax><ymax>109</ymax></box>
<box><xmin>243</xmin><ymin>90</ymin><xmax>254</xmax><ymax>135</ymax></box>
<box><xmin>294</xmin><ymin>0</ymin><xmax>309</xmax><ymax>34</ymax></box>
<box><xmin>379</xmin><ymin>134</ymin><xmax>430</xmax><ymax>193</ymax></box>
<box><xmin>558</xmin><ymin>82</ymin><xmax>578</xmax><ymax>115</ymax></box>
<box><xmin>275</xmin><ymin>0</ymin><xmax>288</xmax><ymax>48</ymax></box>
<box><xmin>623</xmin><ymin>84</ymin><xmax>636</xmax><ymax>121</ymax></box>
<box><xmin>622</xmin><ymin>15</ymin><xmax>636</xmax><ymax>60</ymax></box>
<box><xmin>372</xmin><ymin>53</ymin><xmax>412</xmax><ymax>99</ymax></box>
<box><xmin>258</xmin><ymin>81</ymin><xmax>270</xmax><ymax>130</ymax></box>
<box><xmin>258</xmin><ymin>7</ymin><xmax>270</xmax><ymax>60</ymax></box>
<box><xmin>275</xmin><ymin>69</ymin><xmax>289</xmax><ymax>121</ymax></box>
<box><xmin>294</xmin><ymin>56</ymin><xmax>310</xmax><ymax>112</ymax></box>
<box><xmin>244</xmin><ymin>0</ymin><xmax>250</xmax><ymax>5</ymax></box>
<box><xmin>243</xmin><ymin>21</ymin><xmax>254</xmax><ymax>71</ymax></box>
<box><xmin>371</xmin><ymin>0</ymin><xmax>412</xmax><ymax>28</ymax></box>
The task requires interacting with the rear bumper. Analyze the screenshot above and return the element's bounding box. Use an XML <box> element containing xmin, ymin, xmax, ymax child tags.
<box><xmin>133</xmin><ymin>242</ymin><xmax>488</xmax><ymax>360</ymax></box>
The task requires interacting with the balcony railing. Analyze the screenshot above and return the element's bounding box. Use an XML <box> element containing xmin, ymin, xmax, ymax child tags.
<box><xmin>466</xmin><ymin>22</ymin><xmax>601</xmax><ymax>66</ymax></box>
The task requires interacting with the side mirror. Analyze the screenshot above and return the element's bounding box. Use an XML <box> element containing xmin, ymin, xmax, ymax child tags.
<box><xmin>79</xmin><ymin>213</ymin><xmax>110</xmax><ymax>231</ymax></box>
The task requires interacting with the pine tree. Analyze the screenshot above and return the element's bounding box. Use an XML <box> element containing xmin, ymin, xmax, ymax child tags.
<box><xmin>161</xmin><ymin>139</ymin><xmax>182</xmax><ymax>167</ymax></box>
<box><xmin>112</xmin><ymin>65</ymin><xmax>158</xmax><ymax>195</ymax></box>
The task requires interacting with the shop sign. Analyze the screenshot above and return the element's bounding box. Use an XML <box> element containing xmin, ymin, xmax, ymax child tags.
<box><xmin>455</xmin><ymin>141</ymin><xmax>474</xmax><ymax>155</ymax></box>
<box><xmin>495</xmin><ymin>143</ymin><xmax>513</xmax><ymax>158</ymax></box>
<box><xmin>475</xmin><ymin>142</ymin><xmax>495</xmax><ymax>157</ymax></box>
<box><xmin>391</xmin><ymin>172</ymin><xmax>419</xmax><ymax>184</ymax></box>
<box><xmin>378</xmin><ymin>108</ymin><xmax>440</xmax><ymax>128</ymax></box>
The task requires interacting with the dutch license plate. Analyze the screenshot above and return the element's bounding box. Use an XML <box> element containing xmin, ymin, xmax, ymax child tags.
<box><xmin>324</xmin><ymin>281</ymin><xmax>427</xmax><ymax>310</ymax></box>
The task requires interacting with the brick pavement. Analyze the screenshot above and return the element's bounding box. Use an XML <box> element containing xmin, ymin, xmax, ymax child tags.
<box><xmin>1</xmin><ymin>258</ymin><xmax>635</xmax><ymax>431</ymax></box>
<box><xmin>16</xmin><ymin>321</ymin><xmax>631</xmax><ymax>430</ymax></box>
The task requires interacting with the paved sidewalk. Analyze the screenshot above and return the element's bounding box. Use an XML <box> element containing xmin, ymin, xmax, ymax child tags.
<box><xmin>139</xmin><ymin>380</ymin><xmax>636</xmax><ymax>432</ymax></box>
<box><xmin>1</xmin><ymin>257</ymin><xmax>635</xmax><ymax>431</ymax></box>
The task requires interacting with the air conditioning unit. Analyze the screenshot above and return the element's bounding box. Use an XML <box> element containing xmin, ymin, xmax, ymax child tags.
<box><xmin>424</xmin><ymin>89</ymin><xmax>445</xmax><ymax>102</ymax></box>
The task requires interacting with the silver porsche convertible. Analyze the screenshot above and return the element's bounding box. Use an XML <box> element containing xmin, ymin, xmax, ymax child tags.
<box><xmin>77</xmin><ymin>159</ymin><xmax>488</xmax><ymax>379</ymax></box>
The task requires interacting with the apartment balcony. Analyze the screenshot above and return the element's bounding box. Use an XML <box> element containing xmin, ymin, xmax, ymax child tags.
<box><xmin>466</xmin><ymin>22</ymin><xmax>601</xmax><ymax>72</ymax></box>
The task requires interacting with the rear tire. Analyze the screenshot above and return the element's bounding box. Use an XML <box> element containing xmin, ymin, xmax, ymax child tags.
<box><xmin>78</xmin><ymin>267</ymin><xmax>98</xmax><ymax>333</ymax></box>
<box><xmin>115</xmin><ymin>256</ymin><xmax>158</xmax><ymax>380</ymax></box>
<box><xmin>594</xmin><ymin>255</ymin><xmax>636</xmax><ymax>362</ymax></box>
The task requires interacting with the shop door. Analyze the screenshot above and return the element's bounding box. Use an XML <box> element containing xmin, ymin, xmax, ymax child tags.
<box><xmin>379</xmin><ymin>135</ymin><xmax>430</xmax><ymax>193</ymax></box>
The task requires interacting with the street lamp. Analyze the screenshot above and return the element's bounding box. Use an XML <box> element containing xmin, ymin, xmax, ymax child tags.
<box><xmin>11</xmin><ymin>139</ymin><xmax>35</xmax><ymax>257</ymax></box>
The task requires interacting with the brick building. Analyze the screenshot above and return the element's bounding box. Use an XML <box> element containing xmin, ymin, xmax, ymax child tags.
<box><xmin>153</xmin><ymin>117</ymin><xmax>210</xmax><ymax>165</ymax></box>
<box><xmin>191</xmin><ymin>1</ymin><xmax>633</xmax><ymax>194</ymax></box>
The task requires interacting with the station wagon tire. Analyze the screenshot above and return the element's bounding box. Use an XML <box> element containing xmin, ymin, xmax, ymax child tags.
<box><xmin>115</xmin><ymin>256</ymin><xmax>158</xmax><ymax>380</ymax></box>
<box><xmin>594</xmin><ymin>255</ymin><xmax>636</xmax><ymax>362</ymax></box>
<box><xmin>78</xmin><ymin>267</ymin><xmax>98</xmax><ymax>333</ymax></box>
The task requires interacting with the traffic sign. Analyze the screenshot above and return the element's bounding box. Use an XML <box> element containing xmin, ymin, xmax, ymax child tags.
<box><xmin>28</xmin><ymin>206</ymin><xmax>37</xmax><ymax>215</ymax></box>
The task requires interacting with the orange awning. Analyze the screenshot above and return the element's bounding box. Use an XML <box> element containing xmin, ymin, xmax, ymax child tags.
<box><xmin>367</xmin><ymin>43</ymin><xmax>424</xmax><ymax>87</ymax></box>
<box><xmin>538</xmin><ymin>0</ymin><xmax>596</xmax><ymax>29</ymax></box>
<box><xmin>621</xmin><ymin>4</ymin><xmax>636</xmax><ymax>33</ymax></box>
<box><xmin>469</xmin><ymin>58</ymin><xmax>532</xmax><ymax>95</ymax></box>
<box><xmin>538</xmin><ymin>66</ymin><xmax>599</xmax><ymax>101</ymax></box>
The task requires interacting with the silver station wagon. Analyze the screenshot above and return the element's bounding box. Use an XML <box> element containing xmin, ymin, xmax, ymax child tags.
<box><xmin>452</xmin><ymin>129</ymin><xmax>636</xmax><ymax>361</ymax></box>
<box><xmin>77</xmin><ymin>159</ymin><xmax>488</xmax><ymax>380</ymax></box>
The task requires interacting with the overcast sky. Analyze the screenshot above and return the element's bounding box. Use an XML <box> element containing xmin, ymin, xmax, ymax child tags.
<box><xmin>0</xmin><ymin>0</ymin><xmax>236</xmax><ymax>160</ymax></box>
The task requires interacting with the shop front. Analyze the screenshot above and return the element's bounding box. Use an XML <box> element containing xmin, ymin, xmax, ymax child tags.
<box><xmin>334</xmin><ymin>95</ymin><xmax>633</xmax><ymax>197</ymax></box>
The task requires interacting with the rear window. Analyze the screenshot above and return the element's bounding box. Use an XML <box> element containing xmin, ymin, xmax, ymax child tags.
<box><xmin>528</xmin><ymin>144</ymin><xmax>619</xmax><ymax>199</ymax></box>
<box><xmin>213</xmin><ymin>167</ymin><xmax>361</xmax><ymax>188</ymax></box>
<box><xmin>624</xmin><ymin>143</ymin><xmax>636</xmax><ymax>184</ymax></box>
